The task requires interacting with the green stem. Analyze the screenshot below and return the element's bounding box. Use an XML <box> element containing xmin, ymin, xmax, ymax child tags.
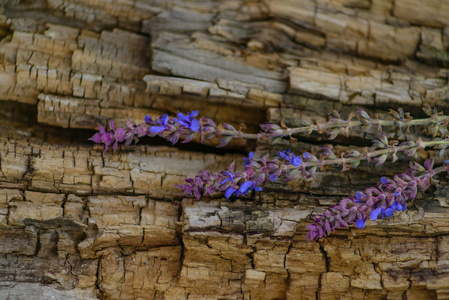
<box><xmin>218</xmin><ymin>115</ymin><xmax>449</xmax><ymax>141</ymax></box>
<box><xmin>296</xmin><ymin>139</ymin><xmax>449</xmax><ymax>170</ymax></box>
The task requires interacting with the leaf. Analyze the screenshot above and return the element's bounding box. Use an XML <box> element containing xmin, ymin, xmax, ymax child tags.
<box><xmin>271</xmin><ymin>137</ymin><xmax>283</xmax><ymax>144</ymax></box>
<box><xmin>350</xmin><ymin>160</ymin><xmax>361</xmax><ymax>169</ymax></box>
<box><xmin>357</xmin><ymin>108</ymin><xmax>371</xmax><ymax>123</ymax></box>
<box><xmin>392</xmin><ymin>153</ymin><xmax>398</xmax><ymax>163</ymax></box>
<box><xmin>301</xmin><ymin>128</ymin><xmax>314</xmax><ymax>136</ymax></box>
<box><xmin>328</xmin><ymin>128</ymin><xmax>340</xmax><ymax>140</ymax></box>
<box><xmin>375</xmin><ymin>154</ymin><xmax>388</xmax><ymax>166</ymax></box>
<box><xmin>403</xmin><ymin>148</ymin><xmax>417</xmax><ymax>157</ymax></box>
<box><xmin>422</xmin><ymin>103</ymin><xmax>432</xmax><ymax>116</ymax></box>
<box><xmin>389</xmin><ymin>109</ymin><xmax>400</xmax><ymax>120</ymax></box>
<box><xmin>298</xmin><ymin>118</ymin><xmax>311</xmax><ymax>126</ymax></box>
<box><xmin>372</xmin><ymin>140</ymin><xmax>386</xmax><ymax>149</ymax></box>
<box><xmin>376</xmin><ymin>131</ymin><xmax>388</xmax><ymax>145</ymax></box>
<box><xmin>329</xmin><ymin>110</ymin><xmax>341</xmax><ymax>119</ymax></box>
<box><xmin>320</xmin><ymin>147</ymin><xmax>336</xmax><ymax>159</ymax></box>
<box><xmin>217</xmin><ymin>136</ymin><xmax>233</xmax><ymax>147</ymax></box>
<box><xmin>222</xmin><ymin>123</ymin><xmax>236</xmax><ymax>131</ymax></box>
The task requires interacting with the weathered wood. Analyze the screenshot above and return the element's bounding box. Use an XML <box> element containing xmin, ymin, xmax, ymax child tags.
<box><xmin>1</xmin><ymin>0</ymin><xmax>449</xmax><ymax>299</ymax></box>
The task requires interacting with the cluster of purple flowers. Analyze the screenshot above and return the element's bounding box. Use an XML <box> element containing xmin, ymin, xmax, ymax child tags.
<box><xmin>89</xmin><ymin>109</ymin><xmax>449</xmax><ymax>242</ymax></box>
<box><xmin>89</xmin><ymin>111</ymin><xmax>224</xmax><ymax>151</ymax></box>
<box><xmin>176</xmin><ymin>149</ymin><xmax>306</xmax><ymax>200</ymax></box>
<box><xmin>305</xmin><ymin>159</ymin><xmax>440</xmax><ymax>241</ymax></box>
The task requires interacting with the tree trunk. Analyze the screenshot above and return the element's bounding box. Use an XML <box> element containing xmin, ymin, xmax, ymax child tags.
<box><xmin>1</xmin><ymin>0</ymin><xmax>449</xmax><ymax>299</ymax></box>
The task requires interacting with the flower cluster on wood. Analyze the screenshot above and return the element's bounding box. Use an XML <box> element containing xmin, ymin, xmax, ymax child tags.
<box><xmin>90</xmin><ymin>105</ymin><xmax>449</xmax><ymax>241</ymax></box>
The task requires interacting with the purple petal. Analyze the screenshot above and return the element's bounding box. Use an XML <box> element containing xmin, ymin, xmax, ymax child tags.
<box><xmin>278</xmin><ymin>151</ymin><xmax>287</xmax><ymax>159</ymax></box>
<box><xmin>150</xmin><ymin>126</ymin><xmax>166</xmax><ymax>134</ymax></box>
<box><xmin>178</xmin><ymin>120</ymin><xmax>190</xmax><ymax>127</ymax></box>
<box><xmin>239</xmin><ymin>181</ymin><xmax>254</xmax><ymax>195</ymax></box>
<box><xmin>371</xmin><ymin>208</ymin><xmax>382</xmax><ymax>221</ymax></box>
<box><xmin>144</xmin><ymin>115</ymin><xmax>152</xmax><ymax>123</ymax></box>
<box><xmin>189</xmin><ymin>110</ymin><xmax>199</xmax><ymax>118</ymax></box>
<box><xmin>383</xmin><ymin>207</ymin><xmax>395</xmax><ymax>218</ymax></box>
<box><xmin>220</xmin><ymin>178</ymin><xmax>230</xmax><ymax>185</ymax></box>
<box><xmin>424</xmin><ymin>159</ymin><xmax>434</xmax><ymax>171</ymax></box>
<box><xmin>292</xmin><ymin>156</ymin><xmax>302</xmax><ymax>167</ymax></box>
<box><xmin>160</xmin><ymin>114</ymin><xmax>169</xmax><ymax>125</ymax></box>
<box><xmin>115</xmin><ymin>128</ymin><xmax>125</xmax><ymax>141</ymax></box>
<box><xmin>137</xmin><ymin>124</ymin><xmax>148</xmax><ymax>137</ymax></box>
<box><xmin>99</xmin><ymin>124</ymin><xmax>106</xmax><ymax>135</ymax></box>
<box><xmin>356</xmin><ymin>218</ymin><xmax>366</xmax><ymax>229</ymax></box>
<box><xmin>193</xmin><ymin>187</ymin><xmax>201</xmax><ymax>200</ymax></box>
<box><xmin>225</xmin><ymin>187</ymin><xmax>236</xmax><ymax>199</ymax></box>
<box><xmin>381</xmin><ymin>177</ymin><xmax>388</xmax><ymax>184</ymax></box>
<box><xmin>102</xmin><ymin>133</ymin><xmax>113</xmax><ymax>145</ymax></box>
<box><xmin>324</xmin><ymin>220</ymin><xmax>332</xmax><ymax>233</ymax></box>
<box><xmin>190</xmin><ymin>119</ymin><xmax>200</xmax><ymax>132</ymax></box>
<box><xmin>177</xmin><ymin>112</ymin><xmax>186</xmax><ymax>121</ymax></box>
<box><xmin>89</xmin><ymin>133</ymin><xmax>103</xmax><ymax>143</ymax></box>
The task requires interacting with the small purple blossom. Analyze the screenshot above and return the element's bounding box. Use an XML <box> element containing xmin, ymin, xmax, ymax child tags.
<box><xmin>88</xmin><ymin>121</ymin><xmax>127</xmax><ymax>152</ymax></box>
<box><xmin>243</xmin><ymin>152</ymin><xmax>255</xmax><ymax>168</ymax></box>
<box><xmin>176</xmin><ymin>111</ymin><xmax>201</xmax><ymax>132</ymax></box>
<box><xmin>278</xmin><ymin>149</ymin><xmax>302</xmax><ymax>167</ymax></box>
<box><xmin>150</xmin><ymin>114</ymin><xmax>169</xmax><ymax>134</ymax></box>
<box><xmin>90</xmin><ymin>111</ymin><xmax>207</xmax><ymax>150</ymax></box>
<box><xmin>177</xmin><ymin>150</ymin><xmax>307</xmax><ymax>200</ymax></box>
<box><xmin>306</xmin><ymin>159</ymin><xmax>443</xmax><ymax>242</ymax></box>
<box><xmin>220</xmin><ymin>171</ymin><xmax>235</xmax><ymax>185</ymax></box>
<box><xmin>355</xmin><ymin>218</ymin><xmax>366</xmax><ymax>229</ymax></box>
<box><xmin>225</xmin><ymin>187</ymin><xmax>238</xmax><ymax>199</ymax></box>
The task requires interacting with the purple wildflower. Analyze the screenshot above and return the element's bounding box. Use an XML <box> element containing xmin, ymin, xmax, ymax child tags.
<box><xmin>305</xmin><ymin>159</ymin><xmax>445</xmax><ymax>242</ymax></box>
<box><xmin>88</xmin><ymin>121</ymin><xmax>125</xmax><ymax>152</ymax></box>
<box><xmin>225</xmin><ymin>187</ymin><xmax>238</xmax><ymax>199</ymax></box>
<box><xmin>90</xmin><ymin>111</ymin><xmax>207</xmax><ymax>150</ymax></box>
<box><xmin>355</xmin><ymin>218</ymin><xmax>366</xmax><ymax>229</ymax></box>
<box><xmin>150</xmin><ymin>114</ymin><xmax>169</xmax><ymax>134</ymax></box>
<box><xmin>177</xmin><ymin>150</ymin><xmax>307</xmax><ymax>200</ymax></box>
<box><xmin>176</xmin><ymin>111</ymin><xmax>201</xmax><ymax>131</ymax></box>
<box><xmin>278</xmin><ymin>149</ymin><xmax>302</xmax><ymax>167</ymax></box>
<box><xmin>243</xmin><ymin>152</ymin><xmax>255</xmax><ymax>168</ymax></box>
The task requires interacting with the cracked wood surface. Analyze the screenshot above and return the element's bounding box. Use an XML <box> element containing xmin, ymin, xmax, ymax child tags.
<box><xmin>1</xmin><ymin>0</ymin><xmax>449</xmax><ymax>299</ymax></box>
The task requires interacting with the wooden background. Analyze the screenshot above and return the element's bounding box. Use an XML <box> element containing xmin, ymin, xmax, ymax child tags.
<box><xmin>1</xmin><ymin>0</ymin><xmax>449</xmax><ymax>299</ymax></box>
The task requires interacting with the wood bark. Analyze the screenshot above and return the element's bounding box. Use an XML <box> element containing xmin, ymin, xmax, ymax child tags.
<box><xmin>1</xmin><ymin>0</ymin><xmax>449</xmax><ymax>299</ymax></box>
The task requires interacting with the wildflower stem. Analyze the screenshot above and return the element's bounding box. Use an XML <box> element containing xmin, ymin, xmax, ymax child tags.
<box><xmin>177</xmin><ymin>137</ymin><xmax>449</xmax><ymax>200</ymax></box>
<box><xmin>296</xmin><ymin>139</ymin><xmax>449</xmax><ymax>170</ymax></box>
<box><xmin>90</xmin><ymin>108</ymin><xmax>449</xmax><ymax>151</ymax></box>
<box><xmin>305</xmin><ymin>159</ymin><xmax>448</xmax><ymax>241</ymax></box>
<box><xmin>212</xmin><ymin>115</ymin><xmax>449</xmax><ymax>140</ymax></box>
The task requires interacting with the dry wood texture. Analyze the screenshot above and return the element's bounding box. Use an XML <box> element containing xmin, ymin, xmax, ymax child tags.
<box><xmin>1</xmin><ymin>0</ymin><xmax>449</xmax><ymax>299</ymax></box>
